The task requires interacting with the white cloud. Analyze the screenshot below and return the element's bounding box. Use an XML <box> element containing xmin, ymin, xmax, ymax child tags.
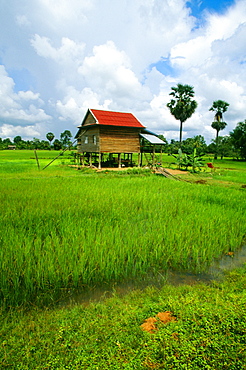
<box><xmin>162</xmin><ymin>0</ymin><xmax>246</xmax><ymax>142</ymax></box>
<box><xmin>170</xmin><ymin>36</ymin><xmax>212</xmax><ymax>69</ymax></box>
<box><xmin>0</xmin><ymin>124</ymin><xmax>41</xmax><ymax>140</ymax></box>
<box><xmin>37</xmin><ymin>0</ymin><xmax>93</xmax><ymax>24</ymax></box>
<box><xmin>207</xmin><ymin>1</ymin><xmax>246</xmax><ymax>40</ymax></box>
<box><xmin>55</xmin><ymin>86</ymin><xmax>112</xmax><ymax>124</ymax></box>
<box><xmin>0</xmin><ymin>65</ymin><xmax>51</xmax><ymax>126</ymax></box>
<box><xmin>0</xmin><ymin>66</ymin><xmax>18</xmax><ymax>105</ymax></box>
<box><xmin>1</xmin><ymin>0</ymin><xmax>246</xmax><ymax>143</ymax></box>
<box><xmin>16</xmin><ymin>15</ymin><xmax>30</xmax><ymax>27</ymax></box>
<box><xmin>31</xmin><ymin>35</ymin><xmax>86</xmax><ymax>65</ymax></box>
<box><xmin>78</xmin><ymin>41</ymin><xmax>146</xmax><ymax>100</ymax></box>
<box><xmin>18</xmin><ymin>91</ymin><xmax>42</xmax><ymax>101</ymax></box>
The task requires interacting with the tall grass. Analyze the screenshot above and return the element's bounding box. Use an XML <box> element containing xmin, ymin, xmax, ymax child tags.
<box><xmin>0</xmin><ymin>167</ymin><xmax>245</xmax><ymax>307</ymax></box>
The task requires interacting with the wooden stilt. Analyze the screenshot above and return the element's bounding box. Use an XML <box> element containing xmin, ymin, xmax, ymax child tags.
<box><xmin>138</xmin><ymin>152</ymin><xmax>140</xmax><ymax>167</ymax></box>
<box><xmin>98</xmin><ymin>152</ymin><xmax>101</xmax><ymax>169</ymax></box>
<box><xmin>153</xmin><ymin>145</ymin><xmax>156</xmax><ymax>167</ymax></box>
<box><xmin>118</xmin><ymin>153</ymin><xmax>121</xmax><ymax>168</ymax></box>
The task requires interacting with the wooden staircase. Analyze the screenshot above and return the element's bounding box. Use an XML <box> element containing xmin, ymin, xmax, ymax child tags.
<box><xmin>154</xmin><ymin>167</ymin><xmax>179</xmax><ymax>180</ymax></box>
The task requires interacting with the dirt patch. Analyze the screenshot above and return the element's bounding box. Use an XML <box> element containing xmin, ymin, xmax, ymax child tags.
<box><xmin>141</xmin><ymin>311</ymin><xmax>176</xmax><ymax>333</ymax></box>
<box><xmin>163</xmin><ymin>168</ymin><xmax>188</xmax><ymax>175</ymax></box>
<box><xmin>72</xmin><ymin>165</ymin><xmax>188</xmax><ymax>175</ymax></box>
<box><xmin>195</xmin><ymin>179</ymin><xmax>207</xmax><ymax>184</ymax></box>
<box><xmin>96</xmin><ymin>167</ymin><xmax>128</xmax><ymax>171</ymax></box>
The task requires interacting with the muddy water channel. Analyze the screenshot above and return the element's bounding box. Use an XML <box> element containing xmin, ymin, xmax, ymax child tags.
<box><xmin>60</xmin><ymin>245</ymin><xmax>246</xmax><ymax>307</ymax></box>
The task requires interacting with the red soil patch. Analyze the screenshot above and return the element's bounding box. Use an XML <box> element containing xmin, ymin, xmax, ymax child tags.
<box><xmin>157</xmin><ymin>311</ymin><xmax>176</xmax><ymax>323</ymax></box>
<box><xmin>226</xmin><ymin>251</ymin><xmax>234</xmax><ymax>256</ymax></box>
<box><xmin>141</xmin><ymin>317</ymin><xmax>157</xmax><ymax>333</ymax></box>
<box><xmin>141</xmin><ymin>311</ymin><xmax>176</xmax><ymax>333</ymax></box>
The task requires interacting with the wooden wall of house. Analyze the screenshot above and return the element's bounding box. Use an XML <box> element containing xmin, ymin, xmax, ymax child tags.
<box><xmin>77</xmin><ymin>126</ymin><xmax>141</xmax><ymax>154</ymax></box>
<box><xmin>77</xmin><ymin>127</ymin><xmax>100</xmax><ymax>153</ymax></box>
<box><xmin>83</xmin><ymin>112</ymin><xmax>96</xmax><ymax>126</ymax></box>
<box><xmin>100</xmin><ymin>127</ymin><xmax>140</xmax><ymax>153</ymax></box>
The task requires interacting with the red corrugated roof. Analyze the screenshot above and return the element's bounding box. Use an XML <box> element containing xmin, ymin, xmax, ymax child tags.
<box><xmin>90</xmin><ymin>109</ymin><xmax>145</xmax><ymax>128</ymax></box>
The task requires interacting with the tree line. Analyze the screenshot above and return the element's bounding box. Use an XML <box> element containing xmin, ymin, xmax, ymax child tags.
<box><xmin>1</xmin><ymin>130</ymin><xmax>240</xmax><ymax>160</ymax></box>
<box><xmin>0</xmin><ymin>84</ymin><xmax>246</xmax><ymax>160</ymax></box>
<box><xmin>0</xmin><ymin>130</ymin><xmax>74</xmax><ymax>151</ymax></box>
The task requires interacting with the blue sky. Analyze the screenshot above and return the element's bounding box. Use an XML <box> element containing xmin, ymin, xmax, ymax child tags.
<box><xmin>0</xmin><ymin>0</ymin><xmax>245</xmax><ymax>143</ymax></box>
<box><xmin>187</xmin><ymin>0</ymin><xmax>235</xmax><ymax>16</ymax></box>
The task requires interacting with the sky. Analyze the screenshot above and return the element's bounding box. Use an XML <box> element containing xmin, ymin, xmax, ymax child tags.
<box><xmin>0</xmin><ymin>0</ymin><xmax>245</xmax><ymax>144</ymax></box>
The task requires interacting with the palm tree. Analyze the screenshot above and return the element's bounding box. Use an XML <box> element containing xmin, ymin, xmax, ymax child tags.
<box><xmin>209</xmin><ymin>100</ymin><xmax>229</xmax><ymax>159</ymax></box>
<box><xmin>167</xmin><ymin>84</ymin><xmax>198</xmax><ymax>145</ymax></box>
<box><xmin>46</xmin><ymin>132</ymin><xmax>55</xmax><ymax>149</ymax></box>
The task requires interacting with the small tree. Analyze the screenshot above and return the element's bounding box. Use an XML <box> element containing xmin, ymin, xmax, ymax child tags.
<box><xmin>60</xmin><ymin>130</ymin><xmax>72</xmax><ymax>148</ymax></box>
<box><xmin>13</xmin><ymin>136</ymin><xmax>24</xmax><ymax>149</ymax></box>
<box><xmin>2</xmin><ymin>138</ymin><xmax>12</xmax><ymax>149</ymax></box>
<box><xmin>167</xmin><ymin>84</ymin><xmax>198</xmax><ymax>145</ymax></box>
<box><xmin>230</xmin><ymin>120</ymin><xmax>246</xmax><ymax>160</ymax></box>
<box><xmin>182</xmin><ymin>135</ymin><xmax>207</xmax><ymax>156</ymax></box>
<box><xmin>46</xmin><ymin>132</ymin><xmax>55</xmax><ymax>148</ymax></box>
<box><xmin>53</xmin><ymin>139</ymin><xmax>63</xmax><ymax>151</ymax></box>
<box><xmin>13</xmin><ymin>136</ymin><xmax>22</xmax><ymax>144</ymax></box>
<box><xmin>167</xmin><ymin>139</ymin><xmax>179</xmax><ymax>155</ymax></box>
<box><xmin>209</xmin><ymin>100</ymin><xmax>229</xmax><ymax>159</ymax></box>
<box><xmin>215</xmin><ymin>136</ymin><xmax>234</xmax><ymax>159</ymax></box>
<box><xmin>40</xmin><ymin>140</ymin><xmax>50</xmax><ymax>150</ymax></box>
<box><xmin>32</xmin><ymin>138</ymin><xmax>41</xmax><ymax>150</ymax></box>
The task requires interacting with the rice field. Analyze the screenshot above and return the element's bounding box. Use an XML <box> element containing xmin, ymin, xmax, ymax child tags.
<box><xmin>0</xmin><ymin>151</ymin><xmax>245</xmax><ymax>307</ymax></box>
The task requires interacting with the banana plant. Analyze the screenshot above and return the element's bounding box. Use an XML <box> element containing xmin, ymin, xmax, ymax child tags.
<box><xmin>172</xmin><ymin>149</ymin><xmax>190</xmax><ymax>170</ymax></box>
<box><xmin>189</xmin><ymin>148</ymin><xmax>205</xmax><ymax>172</ymax></box>
<box><xmin>172</xmin><ymin>148</ymin><xmax>204</xmax><ymax>172</ymax></box>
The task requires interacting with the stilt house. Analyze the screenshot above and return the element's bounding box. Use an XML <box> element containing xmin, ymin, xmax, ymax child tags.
<box><xmin>75</xmin><ymin>108</ymin><xmax>165</xmax><ymax>168</ymax></box>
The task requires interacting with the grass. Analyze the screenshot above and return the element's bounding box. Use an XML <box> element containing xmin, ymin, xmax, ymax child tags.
<box><xmin>0</xmin><ymin>267</ymin><xmax>245</xmax><ymax>369</ymax></box>
<box><xmin>0</xmin><ymin>151</ymin><xmax>245</xmax><ymax>307</ymax></box>
<box><xmin>0</xmin><ymin>150</ymin><xmax>245</xmax><ymax>369</ymax></box>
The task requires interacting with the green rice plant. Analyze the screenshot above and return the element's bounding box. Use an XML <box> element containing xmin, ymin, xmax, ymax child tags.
<box><xmin>212</xmin><ymin>169</ymin><xmax>246</xmax><ymax>184</ymax></box>
<box><xmin>0</xmin><ymin>150</ymin><xmax>78</xmax><ymax>179</ymax></box>
<box><xmin>0</xmin><ymin>173</ymin><xmax>245</xmax><ymax>307</ymax></box>
<box><xmin>0</xmin><ymin>151</ymin><xmax>245</xmax><ymax>307</ymax></box>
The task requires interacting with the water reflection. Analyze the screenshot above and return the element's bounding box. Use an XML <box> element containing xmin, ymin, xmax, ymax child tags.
<box><xmin>60</xmin><ymin>245</ymin><xmax>246</xmax><ymax>307</ymax></box>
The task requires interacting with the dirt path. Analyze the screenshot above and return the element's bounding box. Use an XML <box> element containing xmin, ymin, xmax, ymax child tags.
<box><xmin>162</xmin><ymin>168</ymin><xmax>188</xmax><ymax>175</ymax></box>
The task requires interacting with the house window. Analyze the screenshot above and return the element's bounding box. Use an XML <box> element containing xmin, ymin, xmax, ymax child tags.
<box><xmin>85</xmin><ymin>136</ymin><xmax>88</xmax><ymax>144</ymax></box>
<box><xmin>93</xmin><ymin>135</ymin><xmax>97</xmax><ymax>144</ymax></box>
